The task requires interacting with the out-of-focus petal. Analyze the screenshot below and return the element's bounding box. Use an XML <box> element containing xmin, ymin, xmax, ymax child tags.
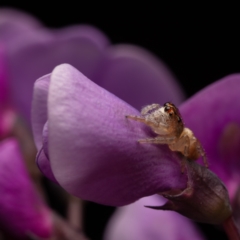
<box><xmin>2</xmin><ymin>9</ymin><xmax>185</xmax><ymax>127</ymax></box>
<box><xmin>0</xmin><ymin>45</ymin><xmax>16</xmax><ymax>138</ymax></box>
<box><xmin>0</xmin><ymin>45</ymin><xmax>9</xmax><ymax>107</ymax></box>
<box><xmin>0</xmin><ymin>138</ymin><xmax>52</xmax><ymax>238</ymax></box>
<box><xmin>5</xmin><ymin>23</ymin><xmax>109</xmax><ymax>123</ymax></box>
<box><xmin>180</xmin><ymin>74</ymin><xmax>240</xmax><ymax>198</ymax></box>
<box><xmin>95</xmin><ymin>45</ymin><xmax>184</xmax><ymax>109</ymax></box>
<box><xmin>104</xmin><ymin>195</ymin><xmax>205</xmax><ymax>240</ymax></box>
<box><xmin>46</xmin><ymin>64</ymin><xmax>187</xmax><ymax>206</ymax></box>
<box><xmin>0</xmin><ymin>8</ymin><xmax>41</xmax><ymax>45</ymax></box>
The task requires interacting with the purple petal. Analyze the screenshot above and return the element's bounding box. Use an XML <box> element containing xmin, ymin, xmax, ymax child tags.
<box><xmin>0</xmin><ymin>108</ymin><xmax>16</xmax><ymax>139</ymax></box>
<box><xmin>0</xmin><ymin>8</ymin><xmax>41</xmax><ymax>45</ymax></box>
<box><xmin>36</xmin><ymin>147</ymin><xmax>57</xmax><ymax>184</ymax></box>
<box><xmin>32</xmin><ymin>74</ymin><xmax>50</xmax><ymax>150</ymax></box>
<box><xmin>32</xmin><ymin>74</ymin><xmax>58</xmax><ymax>183</ymax></box>
<box><xmin>0</xmin><ymin>45</ymin><xmax>16</xmax><ymax>138</ymax></box>
<box><xmin>180</xmin><ymin>74</ymin><xmax>240</xmax><ymax>198</ymax></box>
<box><xmin>5</xmin><ymin>22</ymin><xmax>109</xmax><ymax>124</ymax></box>
<box><xmin>46</xmin><ymin>64</ymin><xmax>187</xmax><ymax>206</ymax></box>
<box><xmin>104</xmin><ymin>195</ymin><xmax>205</xmax><ymax>240</ymax></box>
<box><xmin>0</xmin><ymin>45</ymin><xmax>9</xmax><ymax>108</ymax></box>
<box><xmin>35</xmin><ymin>121</ymin><xmax>57</xmax><ymax>183</ymax></box>
<box><xmin>0</xmin><ymin>138</ymin><xmax>52</xmax><ymax>238</ymax></box>
<box><xmin>95</xmin><ymin>45</ymin><xmax>185</xmax><ymax>109</ymax></box>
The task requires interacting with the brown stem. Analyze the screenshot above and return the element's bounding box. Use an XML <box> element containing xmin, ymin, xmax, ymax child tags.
<box><xmin>67</xmin><ymin>195</ymin><xmax>83</xmax><ymax>230</ymax></box>
<box><xmin>223</xmin><ymin>216</ymin><xmax>240</xmax><ymax>240</ymax></box>
<box><xmin>52</xmin><ymin>212</ymin><xmax>89</xmax><ymax>240</ymax></box>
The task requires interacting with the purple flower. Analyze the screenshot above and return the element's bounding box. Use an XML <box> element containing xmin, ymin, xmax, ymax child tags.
<box><xmin>32</xmin><ymin>63</ymin><xmax>187</xmax><ymax>205</ymax></box>
<box><xmin>32</xmin><ymin>63</ymin><xmax>232</xmax><ymax>224</ymax></box>
<box><xmin>0</xmin><ymin>138</ymin><xmax>52</xmax><ymax>238</ymax></box>
<box><xmin>32</xmin><ymin>62</ymin><xmax>233</xmax><ymax>201</ymax></box>
<box><xmin>32</xmin><ymin>55</ymin><xmax>208</xmax><ymax>237</ymax></box>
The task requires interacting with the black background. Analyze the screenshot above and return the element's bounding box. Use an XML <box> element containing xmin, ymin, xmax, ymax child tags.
<box><xmin>0</xmin><ymin>2</ymin><xmax>238</xmax><ymax>240</ymax></box>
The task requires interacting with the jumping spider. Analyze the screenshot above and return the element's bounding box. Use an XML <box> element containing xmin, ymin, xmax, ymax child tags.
<box><xmin>126</xmin><ymin>102</ymin><xmax>208</xmax><ymax>172</ymax></box>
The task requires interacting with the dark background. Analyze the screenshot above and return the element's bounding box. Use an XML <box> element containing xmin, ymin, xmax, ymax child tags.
<box><xmin>0</xmin><ymin>2</ymin><xmax>238</xmax><ymax>240</ymax></box>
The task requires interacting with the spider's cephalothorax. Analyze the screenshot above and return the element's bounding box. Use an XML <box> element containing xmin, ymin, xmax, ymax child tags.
<box><xmin>126</xmin><ymin>102</ymin><xmax>208</xmax><ymax>170</ymax></box>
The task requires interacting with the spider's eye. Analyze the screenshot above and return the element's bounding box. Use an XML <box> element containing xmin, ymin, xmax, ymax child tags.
<box><xmin>164</xmin><ymin>106</ymin><xmax>170</xmax><ymax>112</ymax></box>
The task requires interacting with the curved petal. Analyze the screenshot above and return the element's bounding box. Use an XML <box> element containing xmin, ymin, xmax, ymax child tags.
<box><xmin>104</xmin><ymin>195</ymin><xmax>205</xmax><ymax>240</ymax></box>
<box><xmin>7</xmin><ymin>24</ymin><xmax>109</xmax><ymax>124</ymax></box>
<box><xmin>36</xmin><ymin>147</ymin><xmax>57</xmax><ymax>184</ymax></box>
<box><xmin>94</xmin><ymin>45</ymin><xmax>185</xmax><ymax>109</ymax></box>
<box><xmin>35</xmin><ymin>121</ymin><xmax>58</xmax><ymax>183</ymax></box>
<box><xmin>32</xmin><ymin>74</ymin><xmax>50</xmax><ymax>150</ymax></box>
<box><xmin>180</xmin><ymin>74</ymin><xmax>240</xmax><ymax>197</ymax></box>
<box><xmin>47</xmin><ymin>64</ymin><xmax>187</xmax><ymax>206</ymax></box>
<box><xmin>32</xmin><ymin>75</ymin><xmax>58</xmax><ymax>183</ymax></box>
<box><xmin>0</xmin><ymin>138</ymin><xmax>52</xmax><ymax>238</ymax></box>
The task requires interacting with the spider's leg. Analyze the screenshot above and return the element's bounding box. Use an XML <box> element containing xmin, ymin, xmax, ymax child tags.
<box><xmin>182</xmin><ymin>135</ymin><xmax>191</xmax><ymax>157</ymax></box>
<box><xmin>138</xmin><ymin>136</ymin><xmax>175</xmax><ymax>144</ymax></box>
<box><xmin>125</xmin><ymin>115</ymin><xmax>148</xmax><ymax>124</ymax></box>
<box><xmin>170</xmin><ymin>134</ymin><xmax>190</xmax><ymax>158</ymax></box>
<box><xmin>171</xmin><ymin>135</ymin><xmax>190</xmax><ymax>173</ymax></box>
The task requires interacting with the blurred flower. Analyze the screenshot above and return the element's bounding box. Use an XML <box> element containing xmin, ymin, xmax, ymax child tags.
<box><xmin>0</xmin><ymin>8</ymin><xmax>183</xmax><ymax>125</ymax></box>
<box><xmin>179</xmin><ymin>74</ymin><xmax>240</xmax><ymax>200</ymax></box>
<box><xmin>0</xmin><ymin>138</ymin><xmax>52</xmax><ymax>239</ymax></box>
<box><xmin>104</xmin><ymin>195</ymin><xmax>205</xmax><ymax>240</ymax></box>
<box><xmin>0</xmin><ymin>46</ymin><xmax>15</xmax><ymax>139</ymax></box>
<box><xmin>179</xmin><ymin>74</ymin><xmax>240</xmax><ymax>225</ymax></box>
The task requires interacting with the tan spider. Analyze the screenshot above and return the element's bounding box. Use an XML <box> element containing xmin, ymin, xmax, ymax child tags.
<box><xmin>126</xmin><ymin>102</ymin><xmax>208</xmax><ymax>171</ymax></box>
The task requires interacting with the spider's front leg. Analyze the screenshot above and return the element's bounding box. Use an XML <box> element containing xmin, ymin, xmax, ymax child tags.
<box><xmin>138</xmin><ymin>136</ymin><xmax>176</xmax><ymax>144</ymax></box>
<box><xmin>125</xmin><ymin>115</ymin><xmax>149</xmax><ymax>124</ymax></box>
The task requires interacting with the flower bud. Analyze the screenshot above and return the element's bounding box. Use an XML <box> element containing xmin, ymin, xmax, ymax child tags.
<box><xmin>146</xmin><ymin>160</ymin><xmax>232</xmax><ymax>224</ymax></box>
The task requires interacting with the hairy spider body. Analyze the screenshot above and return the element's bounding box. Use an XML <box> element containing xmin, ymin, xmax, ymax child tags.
<box><xmin>126</xmin><ymin>102</ymin><xmax>208</xmax><ymax>169</ymax></box>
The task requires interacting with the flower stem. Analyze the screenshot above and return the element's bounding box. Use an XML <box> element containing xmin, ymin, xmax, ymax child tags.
<box><xmin>223</xmin><ymin>216</ymin><xmax>240</xmax><ymax>240</ymax></box>
<box><xmin>67</xmin><ymin>195</ymin><xmax>83</xmax><ymax>230</ymax></box>
<box><xmin>52</xmin><ymin>212</ymin><xmax>89</xmax><ymax>240</ymax></box>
